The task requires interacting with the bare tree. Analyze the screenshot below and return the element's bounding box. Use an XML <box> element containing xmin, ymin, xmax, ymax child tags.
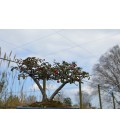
<box><xmin>92</xmin><ymin>45</ymin><xmax>120</xmax><ymax>106</ymax></box>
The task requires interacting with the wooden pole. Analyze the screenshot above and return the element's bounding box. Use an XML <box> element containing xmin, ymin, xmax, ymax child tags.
<box><xmin>43</xmin><ymin>78</ymin><xmax>46</xmax><ymax>93</ymax></box>
<box><xmin>79</xmin><ymin>80</ymin><xmax>82</xmax><ymax>109</ymax></box>
<box><xmin>111</xmin><ymin>92</ymin><xmax>115</xmax><ymax>109</ymax></box>
<box><xmin>98</xmin><ymin>85</ymin><xmax>102</xmax><ymax>109</ymax></box>
<box><xmin>43</xmin><ymin>78</ymin><xmax>47</xmax><ymax>101</ymax></box>
<box><xmin>5</xmin><ymin>91</ymin><xmax>7</xmax><ymax>108</ymax></box>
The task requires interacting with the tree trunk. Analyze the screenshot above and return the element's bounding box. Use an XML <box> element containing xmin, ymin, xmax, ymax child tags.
<box><xmin>31</xmin><ymin>76</ymin><xmax>48</xmax><ymax>101</ymax></box>
<box><xmin>42</xmin><ymin>78</ymin><xmax>48</xmax><ymax>101</ymax></box>
<box><xmin>42</xmin><ymin>95</ymin><xmax>48</xmax><ymax>102</ymax></box>
<box><xmin>50</xmin><ymin>82</ymin><xmax>68</xmax><ymax>101</ymax></box>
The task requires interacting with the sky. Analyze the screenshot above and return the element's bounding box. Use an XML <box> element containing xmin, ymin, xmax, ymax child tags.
<box><xmin>0</xmin><ymin>29</ymin><xmax>120</xmax><ymax>105</ymax></box>
<box><xmin>1</xmin><ymin>29</ymin><xmax>120</xmax><ymax>72</ymax></box>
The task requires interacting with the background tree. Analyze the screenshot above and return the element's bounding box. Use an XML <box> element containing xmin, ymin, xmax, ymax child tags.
<box><xmin>92</xmin><ymin>45</ymin><xmax>120</xmax><ymax>106</ymax></box>
<box><xmin>12</xmin><ymin>57</ymin><xmax>89</xmax><ymax>102</ymax></box>
<box><xmin>63</xmin><ymin>97</ymin><xmax>72</xmax><ymax>106</ymax></box>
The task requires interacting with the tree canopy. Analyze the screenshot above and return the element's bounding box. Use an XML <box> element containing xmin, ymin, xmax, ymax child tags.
<box><xmin>92</xmin><ymin>45</ymin><xmax>120</xmax><ymax>94</ymax></box>
<box><xmin>12</xmin><ymin>57</ymin><xmax>89</xmax><ymax>101</ymax></box>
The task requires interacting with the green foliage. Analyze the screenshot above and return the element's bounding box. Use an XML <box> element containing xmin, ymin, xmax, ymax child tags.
<box><xmin>63</xmin><ymin>97</ymin><xmax>72</xmax><ymax>106</ymax></box>
<box><xmin>12</xmin><ymin>57</ymin><xmax>90</xmax><ymax>83</ymax></box>
<box><xmin>11</xmin><ymin>57</ymin><xmax>90</xmax><ymax>102</ymax></box>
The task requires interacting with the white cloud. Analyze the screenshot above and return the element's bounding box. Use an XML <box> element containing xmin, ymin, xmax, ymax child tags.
<box><xmin>1</xmin><ymin>29</ymin><xmax>120</xmax><ymax>74</ymax></box>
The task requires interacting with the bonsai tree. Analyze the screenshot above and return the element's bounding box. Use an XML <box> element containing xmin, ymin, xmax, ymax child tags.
<box><xmin>11</xmin><ymin>57</ymin><xmax>89</xmax><ymax>102</ymax></box>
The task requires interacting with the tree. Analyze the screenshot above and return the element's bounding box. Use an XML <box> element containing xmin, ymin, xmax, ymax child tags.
<box><xmin>12</xmin><ymin>57</ymin><xmax>89</xmax><ymax>102</ymax></box>
<box><xmin>53</xmin><ymin>91</ymin><xmax>65</xmax><ymax>102</ymax></box>
<box><xmin>92</xmin><ymin>45</ymin><xmax>120</xmax><ymax>104</ymax></box>
<box><xmin>63</xmin><ymin>97</ymin><xmax>72</xmax><ymax>106</ymax></box>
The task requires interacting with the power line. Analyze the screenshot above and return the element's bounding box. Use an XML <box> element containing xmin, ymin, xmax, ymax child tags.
<box><xmin>0</xmin><ymin>38</ymin><xmax>40</xmax><ymax>56</ymax></box>
<box><xmin>13</xmin><ymin>30</ymin><xmax>63</xmax><ymax>50</ymax></box>
<box><xmin>0</xmin><ymin>30</ymin><xmax>63</xmax><ymax>56</ymax></box>
<box><xmin>0</xmin><ymin>30</ymin><xmax>63</xmax><ymax>54</ymax></box>
<box><xmin>1</xmin><ymin>30</ymin><xmax>119</xmax><ymax>60</ymax></box>
<box><xmin>54</xmin><ymin>30</ymin><xmax>98</xmax><ymax>57</ymax></box>
<box><xmin>44</xmin><ymin>31</ymin><xmax>120</xmax><ymax>58</ymax></box>
<box><xmin>0</xmin><ymin>38</ymin><xmax>18</xmax><ymax>47</ymax></box>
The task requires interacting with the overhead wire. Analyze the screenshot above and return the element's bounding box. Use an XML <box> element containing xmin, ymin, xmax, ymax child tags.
<box><xmin>0</xmin><ymin>30</ymin><xmax>119</xmax><ymax>61</ymax></box>
<box><xmin>44</xmin><ymin>30</ymin><xmax>120</xmax><ymax>58</ymax></box>
<box><xmin>0</xmin><ymin>30</ymin><xmax>63</xmax><ymax>56</ymax></box>
<box><xmin>13</xmin><ymin>30</ymin><xmax>63</xmax><ymax>50</ymax></box>
<box><xmin>0</xmin><ymin>38</ymin><xmax>40</xmax><ymax>55</ymax></box>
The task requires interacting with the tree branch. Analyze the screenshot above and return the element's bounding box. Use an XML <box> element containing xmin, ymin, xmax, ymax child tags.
<box><xmin>31</xmin><ymin>76</ymin><xmax>44</xmax><ymax>95</ymax></box>
<box><xmin>50</xmin><ymin>81</ymin><xmax>69</xmax><ymax>101</ymax></box>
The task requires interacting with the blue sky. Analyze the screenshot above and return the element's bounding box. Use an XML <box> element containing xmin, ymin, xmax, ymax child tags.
<box><xmin>0</xmin><ymin>29</ymin><xmax>120</xmax><ymax>105</ymax></box>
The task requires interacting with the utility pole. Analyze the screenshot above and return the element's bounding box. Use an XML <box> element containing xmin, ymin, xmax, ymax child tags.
<box><xmin>43</xmin><ymin>78</ymin><xmax>47</xmax><ymax>101</ymax></box>
<box><xmin>98</xmin><ymin>85</ymin><xmax>102</xmax><ymax>109</ymax></box>
<box><xmin>79</xmin><ymin>79</ymin><xmax>82</xmax><ymax>109</ymax></box>
<box><xmin>111</xmin><ymin>92</ymin><xmax>115</xmax><ymax>109</ymax></box>
<box><xmin>5</xmin><ymin>91</ymin><xmax>7</xmax><ymax>108</ymax></box>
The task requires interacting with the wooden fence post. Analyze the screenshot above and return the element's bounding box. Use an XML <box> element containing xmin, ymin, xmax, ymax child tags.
<box><xmin>111</xmin><ymin>92</ymin><xmax>115</xmax><ymax>109</ymax></box>
<box><xmin>79</xmin><ymin>80</ymin><xmax>82</xmax><ymax>109</ymax></box>
<box><xmin>98</xmin><ymin>85</ymin><xmax>102</xmax><ymax>109</ymax></box>
<box><xmin>5</xmin><ymin>91</ymin><xmax>7</xmax><ymax>108</ymax></box>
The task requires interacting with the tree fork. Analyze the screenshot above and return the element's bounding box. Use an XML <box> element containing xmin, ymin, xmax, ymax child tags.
<box><xmin>50</xmin><ymin>82</ymin><xmax>68</xmax><ymax>101</ymax></box>
<box><xmin>31</xmin><ymin>76</ymin><xmax>47</xmax><ymax>101</ymax></box>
